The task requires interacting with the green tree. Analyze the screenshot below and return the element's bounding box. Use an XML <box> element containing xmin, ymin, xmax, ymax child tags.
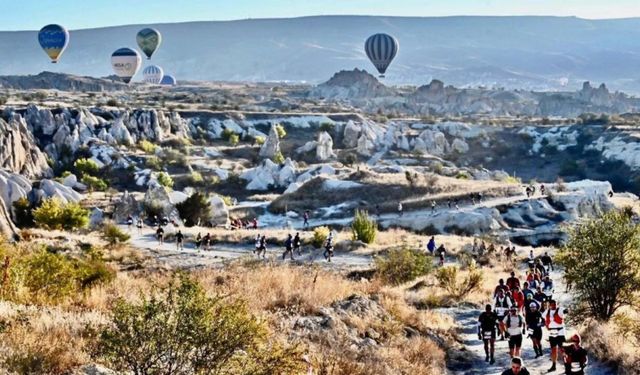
<box><xmin>157</xmin><ymin>172</ymin><xmax>174</xmax><ymax>189</ymax></box>
<box><xmin>275</xmin><ymin>124</ymin><xmax>286</xmax><ymax>139</ymax></box>
<box><xmin>74</xmin><ymin>158</ymin><xmax>101</xmax><ymax>177</ymax></box>
<box><xmin>557</xmin><ymin>210</ymin><xmax>640</xmax><ymax>321</ymax></box>
<box><xmin>351</xmin><ymin>209</ymin><xmax>377</xmax><ymax>244</ymax></box>
<box><xmin>81</xmin><ymin>175</ymin><xmax>108</xmax><ymax>192</ymax></box>
<box><xmin>176</xmin><ymin>192</ymin><xmax>211</xmax><ymax>227</ymax></box>
<box><xmin>375</xmin><ymin>248</ymin><xmax>434</xmax><ymax>285</ymax></box>
<box><xmin>33</xmin><ymin>198</ymin><xmax>89</xmax><ymax>231</ymax></box>
<box><xmin>97</xmin><ymin>274</ymin><xmax>303</xmax><ymax>374</ymax></box>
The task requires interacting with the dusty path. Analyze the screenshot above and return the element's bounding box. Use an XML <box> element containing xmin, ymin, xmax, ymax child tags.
<box><xmin>447</xmin><ymin>265</ymin><xmax>616</xmax><ymax>375</ymax></box>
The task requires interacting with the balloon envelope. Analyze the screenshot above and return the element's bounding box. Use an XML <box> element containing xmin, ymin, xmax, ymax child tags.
<box><xmin>111</xmin><ymin>48</ymin><xmax>142</xmax><ymax>84</ymax></box>
<box><xmin>136</xmin><ymin>28</ymin><xmax>162</xmax><ymax>59</ymax></box>
<box><xmin>38</xmin><ymin>24</ymin><xmax>69</xmax><ymax>63</ymax></box>
<box><xmin>142</xmin><ymin>65</ymin><xmax>164</xmax><ymax>84</ymax></box>
<box><xmin>364</xmin><ymin>33</ymin><xmax>399</xmax><ymax>77</ymax></box>
<box><xmin>160</xmin><ymin>75</ymin><xmax>176</xmax><ymax>85</ymax></box>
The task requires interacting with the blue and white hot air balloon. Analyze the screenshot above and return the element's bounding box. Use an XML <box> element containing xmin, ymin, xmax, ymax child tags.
<box><xmin>38</xmin><ymin>24</ymin><xmax>70</xmax><ymax>63</ymax></box>
<box><xmin>111</xmin><ymin>48</ymin><xmax>142</xmax><ymax>84</ymax></box>
<box><xmin>160</xmin><ymin>74</ymin><xmax>176</xmax><ymax>86</ymax></box>
<box><xmin>142</xmin><ymin>65</ymin><xmax>164</xmax><ymax>84</ymax></box>
<box><xmin>364</xmin><ymin>33</ymin><xmax>399</xmax><ymax>78</ymax></box>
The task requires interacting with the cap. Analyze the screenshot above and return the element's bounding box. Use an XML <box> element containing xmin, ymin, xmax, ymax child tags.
<box><xmin>570</xmin><ymin>334</ymin><xmax>581</xmax><ymax>343</ymax></box>
<box><xmin>529</xmin><ymin>302</ymin><xmax>538</xmax><ymax>308</ymax></box>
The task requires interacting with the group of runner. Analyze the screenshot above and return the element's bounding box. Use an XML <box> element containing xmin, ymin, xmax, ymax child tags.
<box><xmin>479</xmin><ymin>255</ymin><xmax>589</xmax><ymax>374</ymax></box>
<box><xmin>253</xmin><ymin>231</ymin><xmax>335</xmax><ymax>262</ymax></box>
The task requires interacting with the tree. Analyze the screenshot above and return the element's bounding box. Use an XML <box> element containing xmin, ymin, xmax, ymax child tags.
<box><xmin>33</xmin><ymin>198</ymin><xmax>89</xmax><ymax>231</ymax></box>
<box><xmin>375</xmin><ymin>248</ymin><xmax>433</xmax><ymax>285</ymax></box>
<box><xmin>557</xmin><ymin>210</ymin><xmax>640</xmax><ymax>321</ymax></box>
<box><xmin>97</xmin><ymin>274</ymin><xmax>303</xmax><ymax>374</ymax></box>
<box><xmin>74</xmin><ymin>158</ymin><xmax>101</xmax><ymax>177</ymax></box>
<box><xmin>176</xmin><ymin>192</ymin><xmax>211</xmax><ymax>227</ymax></box>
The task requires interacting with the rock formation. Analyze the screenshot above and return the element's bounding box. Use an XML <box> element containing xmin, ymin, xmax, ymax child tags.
<box><xmin>316</xmin><ymin>131</ymin><xmax>336</xmax><ymax>161</ymax></box>
<box><xmin>259</xmin><ymin>124</ymin><xmax>281</xmax><ymax>159</ymax></box>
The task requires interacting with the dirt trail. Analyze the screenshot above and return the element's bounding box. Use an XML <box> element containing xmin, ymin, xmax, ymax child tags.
<box><xmin>446</xmin><ymin>265</ymin><xmax>616</xmax><ymax>375</ymax></box>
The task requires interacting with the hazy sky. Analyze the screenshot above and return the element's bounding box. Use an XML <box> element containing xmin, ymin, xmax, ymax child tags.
<box><xmin>3</xmin><ymin>0</ymin><xmax>639</xmax><ymax>30</ymax></box>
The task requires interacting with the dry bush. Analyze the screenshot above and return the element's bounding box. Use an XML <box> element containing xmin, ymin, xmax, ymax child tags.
<box><xmin>581</xmin><ymin>319</ymin><xmax>640</xmax><ymax>374</ymax></box>
<box><xmin>435</xmin><ymin>266</ymin><xmax>483</xmax><ymax>300</ymax></box>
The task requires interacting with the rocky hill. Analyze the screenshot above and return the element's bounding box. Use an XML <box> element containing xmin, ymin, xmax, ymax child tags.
<box><xmin>309</xmin><ymin>70</ymin><xmax>640</xmax><ymax>117</ymax></box>
<box><xmin>0</xmin><ymin>71</ymin><xmax>128</xmax><ymax>91</ymax></box>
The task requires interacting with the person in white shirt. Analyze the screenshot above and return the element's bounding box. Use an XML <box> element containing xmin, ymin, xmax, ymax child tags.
<box><xmin>503</xmin><ymin>307</ymin><xmax>526</xmax><ymax>358</ymax></box>
<box><xmin>544</xmin><ymin>299</ymin><xmax>567</xmax><ymax>373</ymax></box>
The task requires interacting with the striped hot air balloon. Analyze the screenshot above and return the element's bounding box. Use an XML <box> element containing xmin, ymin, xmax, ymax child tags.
<box><xmin>142</xmin><ymin>65</ymin><xmax>164</xmax><ymax>84</ymax></box>
<box><xmin>38</xmin><ymin>24</ymin><xmax>70</xmax><ymax>63</ymax></box>
<box><xmin>137</xmin><ymin>28</ymin><xmax>162</xmax><ymax>59</ymax></box>
<box><xmin>160</xmin><ymin>74</ymin><xmax>176</xmax><ymax>85</ymax></box>
<box><xmin>111</xmin><ymin>48</ymin><xmax>142</xmax><ymax>84</ymax></box>
<box><xmin>364</xmin><ymin>33</ymin><xmax>399</xmax><ymax>78</ymax></box>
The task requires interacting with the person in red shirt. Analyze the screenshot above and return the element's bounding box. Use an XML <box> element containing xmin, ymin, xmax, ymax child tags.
<box><xmin>512</xmin><ymin>285</ymin><xmax>525</xmax><ymax>312</ymax></box>
<box><xmin>506</xmin><ymin>271</ymin><xmax>521</xmax><ymax>291</ymax></box>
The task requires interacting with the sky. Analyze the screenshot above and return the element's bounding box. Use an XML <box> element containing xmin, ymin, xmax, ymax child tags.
<box><xmin>2</xmin><ymin>0</ymin><xmax>639</xmax><ymax>30</ymax></box>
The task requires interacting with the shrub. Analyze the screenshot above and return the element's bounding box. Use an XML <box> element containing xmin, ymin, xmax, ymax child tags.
<box><xmin>319</xmin><ymin>122</ymin><xmax>335</xmax><ymax>133</ymax></box>
<box><xmin>219</xmin><ymin>195</ymin><xmax>234</xmax><ymax>207</ymax></box>
<box><xmin>375</xmin><ymin>248</ymin><xmax>433</xmax><ymax>285</ymax></box>
<box><xmin>106</xmin><ymin>98</ymin><xmax>119</xmax><ymax>107</ymax></box>
<box><xmin>21</xmin><ymin>250</ymin><xmax>78</xmax><ymax>303</ymax></box>
<box><xmin>102</xmin><ymin>222</ymin><xmax>131</xmax><ymax>246</ymax></box>
<box><xmin>228</xmin><ymin>133</ymin><xmax>240</xmax><ymax>146</ymax></box>
<box><xmin>351</xmin><ymin>209</ymin><xmax>377</xmax><ymax>244</ymax></box>
<box><xmin>176</xmin><ymin>192</ymin><xmax>211</xmax><ymax>227</ymax></box>
<box><xmin>272</xmin><ymin>151</ymin><xmax>285</xmax><ymax>164</ymax></box>
<box><xmin>435</xmin><ymin>266</ymin><xmax>483</xmax><ymax>300</ymax></box>
<box><xmin>157</xmin><ymin>172</ymin><xmax>174</xmax><ymax>188</ymax></box>
<box><xmin>558</xmin><ymin>210</ymin><xmax>640</xmax><ymax>321</ymax></box>
<box><xmin>162</xmin><ymin>149</ymin><xmax>189</xmax><ymax>168</ymax></box>
<box><xmin>312</xmin><ymin>226</ymin><xmax>331</xmax><ymax>248</ymax></box>
<box><xmin>221</xmin><ymin>128</ymin><xmax>236</xmax><ymax>141</ymax></box>
<box><xmin>503</xmin><ymin>175</ymin><xmax>521</xmax><ymax>184</ymax></box>
<box><xmin>455</xmin><ymin>171</ymin><xmax>470</xmax><ymax>180</ymax></box>
<box><xmin>81</xmin><ymin>175</ymin><xmax>108</xmax><ymax>192</ymax></box>
<box><xmin>73</xmin><ymin>158</ymin><xmax>100</xmax><ymax>177</ymax></box>
<box><xmin>275</xmin><ymin>123</ymin><xmax>286</xmax><ymax>139</ymax></box>
<box><xmin>33</xmin><ymin>198</ymin><xmax>89</xmax><ymax>231</ymax></box>
<box><xmin>138</xmin><ymin>140</ymin><xmax>158</xmax><ymax>154</ymax></box>
<box><xmin>97</xmin><ymin>274</ymin><xmax>303</xmax><ymax>374</ymax></box>
<box><xmin>254</xmin><ymin>136</ymin><xmax>265</xmax><ymax>145</ymax></box>
<box><xmin>188</xmin><ymin>171</ymin><xmax>204</xmax><ymax>185</ymax></box>
<box><xmin>341</xmin><ymin>153</ymin><xmax>357</xmax><ymax>166</ymax></box>
<box><xmin>12</xmin><ymin>197</ymin><xmax>33</xmax><ymax>228</ymax></box>
<box><xmin>145</xmin><ymin>156</ymin><xmax>163</xmax><ymax>171</ymax></box>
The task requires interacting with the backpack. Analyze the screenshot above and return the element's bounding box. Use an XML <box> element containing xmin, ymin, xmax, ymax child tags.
<box><xmin>506</xmin><ymin>314</ymin><xmax>523</xmax><ymax>328</ymax></box>
<box><xmin>545</xmin><ymin>309</ymin><xmax>563</xmax><ymax>326</ymax></box>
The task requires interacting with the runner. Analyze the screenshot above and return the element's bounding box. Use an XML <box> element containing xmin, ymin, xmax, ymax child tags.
<box><xmin>525</xmin><ymin>301</ymin><xmax>544</xmax><ymax>358</ymax></box>
<box><xmin>202</xmin><ymin>233</ymin><xmax>211</xmax><ymax>251</ymax></box>
<box><xmin>195</xmin><ymin>233</ymin><xmax>202</xmax><ymax>250</ymax></box>
<box><xmin>545</xmin><ymin>299</ymin><xmax>567</xmax><ymax>373</ymax></box>
<box><xmin>175</xmin><ymin>230</ymin><xmax>184</xmax><ymax>250</ymax></box>
<box><xmin>495</xmin><ymin>289</ymin><xmax>512</xmax><ymax>340</ymax></box>
<box><xmin>506</xmin><ymin>271</ymin><xmax>521</xmax><ymax>291</ymax></box>
<box><xmin>478</xmin><ymin>304</ymin><xmax>500</xmax><ymax>364</ymax></box>
<box><xmin>534</xmin><ymin>286</ymin><xmax>547</xmax><ymax>304</ymax></box>
<box><xmin>494</xmin><ymin>279</ymin><xmax>509</xmax><ymax>298</ymax></box>
<box><xmin>156</xmin><ymin>226</ymin><xmax>164</xmax><ymax>245</ymax></box>
<box><xmin>501</xmin><ymin>357</ymin><xmax>530</xmax><ymax>375</ymax></box>
<box><xmin>563</xmin><ymin>334</ymin><xmax>588</xmax><ymax>375</ymax></box>
<box><xmin>512</xmin><ymin>285</ymin><xmax>525</xmax><ymax>313</ymax></box>
<box><xmin>127</xmin><ymin>215</ymin><xmax>134</xmax><ymax>231</ymax></box>
<box><xmin>503</xmin><ymin>306</ymin><xmax>526</xmax><ymax>358</ymax></box>
<box><xmin>257</xmin><ymin>235</ymin><xmax>267</xmax><ymax>258</ymax></box>
<box><xmin>398</xmin><ymin>202</ymin><xmax>403</xmax><ymax>217</ymax></box>
<box><xmin>136</xmin><ymin>218</ymin><xmax>143</xmax><ymax>234</ymax></box>
<box><xmin>426</xmin><ymin>236</ymin><xmax>436</xmax><ymax>255</ymax></box>
<box><xmin>431</xmin><ymin>200</ymin><xmax>436</xmax><ymax>213</ymax></box>
<box><xmin>323</xmin><ymin>232</ymin><xmax>334</xmax><ymax>262</ymax></box>
<box><xmin>436</xmin><ymin>244</ymin><xmax>446</xmax><ymax>266</ymax></box>
<box><xmin>303</xmin><ymin>210</ymin><xmax>310</xmax><ymax>229</ymax></box>
<box><xmin>253</xmin><ymin>234</ymin><xmax>261</xmax><ymax>254</ymax></box>
<box><xmin>293</xmin><ymin>232</ymin><xmax>302</xmax><ymax>256</ymax></box>
<box><xmin>542</xmin><ymin>275</ymin><xmax>554</xmax><ymax>301</ymax></box>
<box><xmin>522</xmin><ymin>282</ymin><xmax>534</xmax><ymax>302</ymax></box>
<box><xmin>541</xmin><ymin>252</ymin><xmax>554</xmax><ymax>273</ymax></box>
<box><xmin>282</xmin><ymin>234</ymin><xmax>295</xmax><ymax>260</ymax></box>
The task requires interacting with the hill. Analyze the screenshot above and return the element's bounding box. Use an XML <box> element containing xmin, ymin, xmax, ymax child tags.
<box><xmin>2</xmin><ymin>16</ymin><xmax>640</xmax><ymax>91</ymax></box>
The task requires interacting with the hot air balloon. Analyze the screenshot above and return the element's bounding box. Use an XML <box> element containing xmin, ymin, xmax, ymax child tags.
<box><xmin>364</xmin><ymin>33</ymin><xmax>399</xmax><ymax>78</ymax></box>
<box><xmin>160</xmin><ymin>75</ymin><xmax>176</xmax><ymax>86</ymax></box>
<box><xmin>136</xmin><ymin>28</ymin><xmax>162</xmax><ymax>59</ymax></box>
<box><xmin>111</xmin><ymin>48</ymin><xmax>142</xmax><ymax>84</ymax></box>
<box><xmin>142</xmin><ymin>65</ymin><xmax>164</xmax><ymax>84</ymax></box>
<box><xmin>38</xmin><ymin>24</ymin><xmax>70</xmax><ymax>63</ymax></box>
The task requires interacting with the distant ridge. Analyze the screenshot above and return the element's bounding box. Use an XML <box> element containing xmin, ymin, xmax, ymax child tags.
<box><xmin>0</xmin><ymin>71</ymin><xmax>128</xmax><ymax>91</ymax></box>
<box><xmin>1</xmin><ymin>16</ymin><xmax>640</xmax><ymax>92</ymax></box>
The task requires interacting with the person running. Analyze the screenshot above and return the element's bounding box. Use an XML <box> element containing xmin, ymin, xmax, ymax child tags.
<box><xmin>542</xmin><ymin>275</ymin><xmax>555</xmax><ymax>301</ymax></box>
<box><xmin>535</xmin><ymin>259</ymin><xmax>547</xmax><ymax>277</ymax></box>
<box><xmin>136</xmin><ymin>218</ymin><xmax>143</xmax><ymax>234</ymax></box>
<box><xmin>293</xmin><ymin>232</ymin><xmax>302</xmax><ymax>256</ymax></box>
<box><xmin>534</xmin><ymin>286</ymin><xmax>547</xmax><ymax>304</ymax></box>
<box><xmin>512</xmin><ymin>285</ymin><xmax>525</xmax><ymax>313</ymax></box>
<box><xmin>175</xmin><ymin>230</ymin><xmax>184</xmax><ymax>250</ymax></box>
<box><xmin>430</xmin><ymin>200</ymin><xmax>436</xmax><ymax>213</ymax></box>
<box><xmin>478</xmin><ymin>304</ymin><xmax>500</xmax><ymax>364</ymax></box>
<box><xmin>503</xmin><ymin>307</ymin><xmax>526</xmax><ymax>358</ymax></box>
<box><xmin>303</xmin><ymin>210</ymin><xmax>310</xmax><ymax>229</ymax></box>
<box><xmin>494</xmin><ymin>279</ymin><xmax>509</xmax><ymax>298</ymax></box>
<box><xmin>525</xmin><ymin>301</ymin><xmax>545</xmax><ymax>358</ymax></box>
<box><xmin>202</xmin><ymin>233</ymin><xmax>211</xmax><ymax>251</ymax></box>
<box><xmin>436</xmin><ymin>244</ymin><xmax>446</xmax><ymax>266</ymax></box>
<box><xmin>256</xmin><ymin>235</ymin><xmax>267</xmax><ymax>258</ymax></box>
<box><xmin>447</xmin><ymin>199</ymin><xmax>452</xmax><ymax>209</ymax></box>
<box><xmin>522</xmin><ymin>281</ymin><xmax>534</xmax><ymax>302</ymax></box>
<box><xmin>323</xmin><ymin>233</ymin><xmax>334</xmax><ymax>262</ymax></box>
<box><xmin>506</xmin><ymin>271</ymin><xmax>521</xmax><ymax>291</ymax></box>
<box><xmin>541</xmin><ymin>252</ymin><xmax>554</xmax><ymax>273</ymax></box>
<box><xmin>545</xmin><ymin>299</ymin><xmax>567</xmax><ymax>373</ymax></box>
<box><xmin>427</xmin><ymin>236</ymin><xmax>436</xmax><ymax>255</ymax></box>
<box><xmin>398</xmin><ymin>202</ymin><xmax>403</xmax><ymax>217</ymax></box>
<box><xmin>282</xmin><ymin>234</ymin><xmax>295</xmax><ymax>260</ymax></box>
<box><xmin>563</xmin><ymin>334</ymin><xmax>588</xmax><ymax>375</ymax></box>
<box><xmin>127</xmin><ymin>215</ymin><xmax>134</xmax><ymax>231</ymax></box>
<box><xmin>156</xmin><ymin>226</ymin><xmax>164</xmax><ymax>245</ymax></box>
<box><xmin>502</xmin><ymin>357</ymin><xmax>530</xmax><ymax>375</ymax></box>
<box><xmin>540</xmin><ymin>184</ymin><xmax>546</xmax><ymax>196</ymax></box>
<box><xmin>495</xmin><ymin>289</ymin><xmax>513</xmax><ymax>340</ymax></box>
<box><xmin>195</xmin><ymin>233</ymin><xmax>202</xmax><ymax>250</ymax></box>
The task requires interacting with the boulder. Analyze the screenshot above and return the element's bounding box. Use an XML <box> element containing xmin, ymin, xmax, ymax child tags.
<box><xmin>89</xmin><ymin>208</ymin><xmax>104</xmax><ymax>228</ymax></box>
<box><xmin>113</xmin><ymin>191</ymin><xmax>139</xmax><ymax>223</ymax></box>
<box><xmin>316</xmin><ymin>131</ymin><xmax>336</xmax><ymax>161</ymax></box>
<box><xmin>0</xmin><ymin>116</ymin><xmax>51</xmax><ymax>178</ymax></box>
<box><xmin>0</xmin><ymin>169</ymin><xmax>32</xmax><ymax>214</ymax></box>
<box><xmin>143</xmin><ymin>183</ymin><xmax>180</xmax><ymax>222</ymax></box>
<box><xmin>451</xmin><ymin>138</ymin><xmax>469</xmax><ymax>154</ymax></box>
<box><xmin>414</xmin><ymin>129</ymin><xmax>449</xmax><ymax>156</ymax></box>
<box><xmin>38</xmin><ymin>179</ymin><xmax>82</xmax><ymax>204</ymax></box>
<box><xmin>209</xmin><ymin>195</ymin><xmax>229</xmax><ymax>226</ymax></box>
<box><xmin>259</xmin><ymin>124</ymin><xmax>280</xmax><ymax>159</ymax></box>
<box><xmin>343</xmin><ymin>121</ymin><xmax>361</xmax><ymax>148</ymax></box>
